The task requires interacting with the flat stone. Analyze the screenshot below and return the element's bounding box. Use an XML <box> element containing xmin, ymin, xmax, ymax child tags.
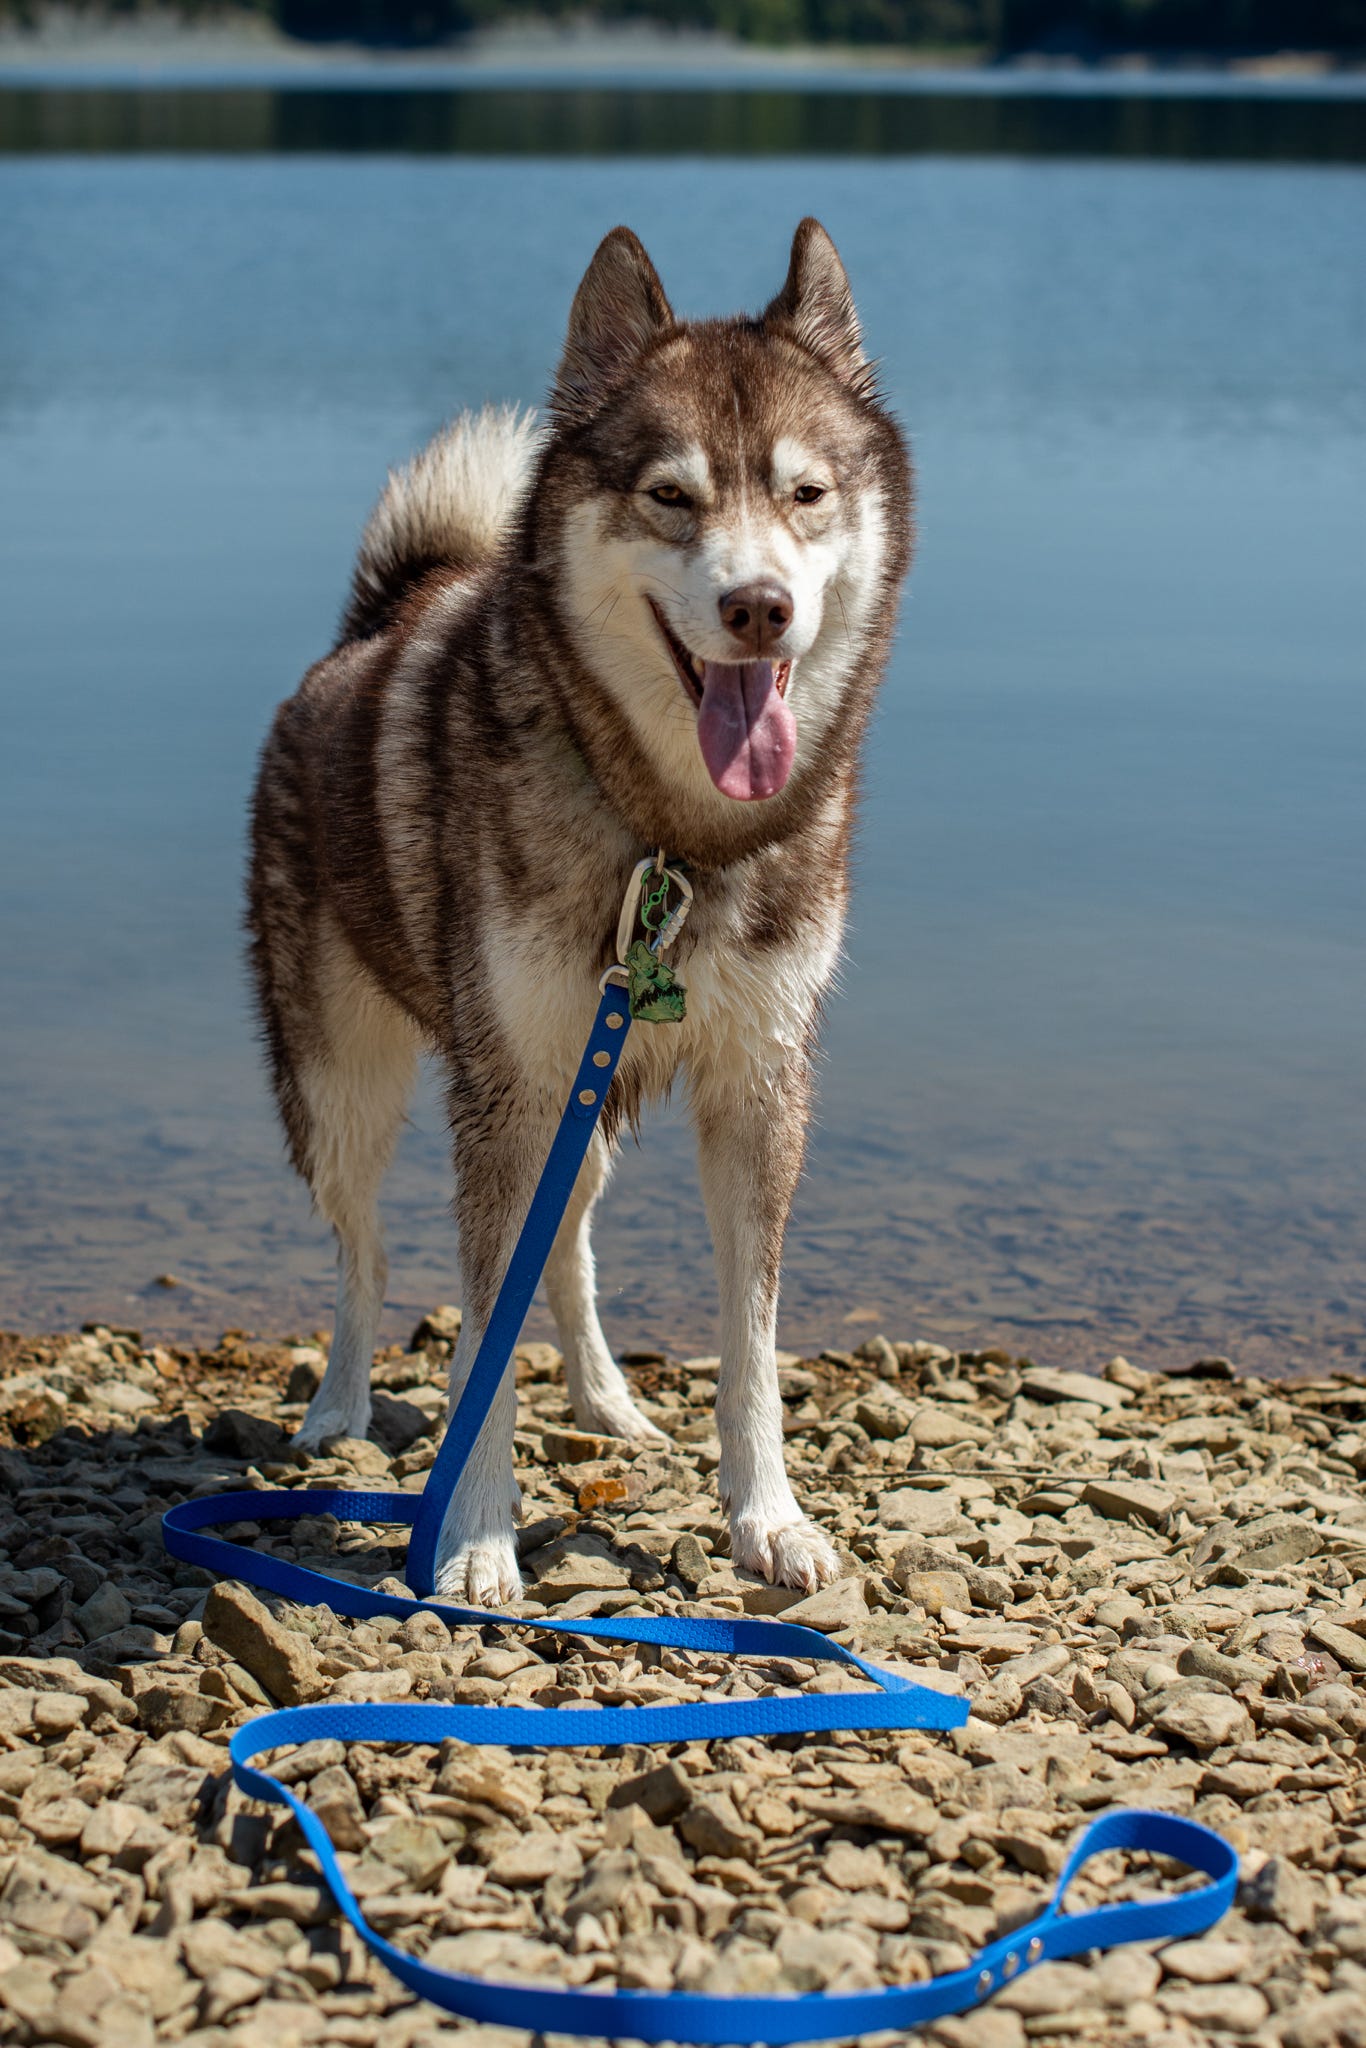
<box><xmin>773</xmin><ymin>1920</ymin><xmax>882</xmax><ymax>1990</ymax></box>
<box><xmin>528</xmin><ymin>1530</ymin><xmax>634</xmax><ymax>1602</ymax></box>
<box><xmin>223</xmin><ymin>1879</ymin><xmax>329</xmax><ymax>1925</ymax></box>
<box><xmin>900</xmin><ymin>1569</ymin><xmax>971</xmax><ymax>1616</ymax></box>
<box><xmin>181</xmin><ymin>1920</ymin><xmax>283</xmax><ymax>1981</ymax></box>
<box><xmin>1230</xmin><ymin>1513</ymin><xmax>1321</xmax><ymax>1570</ymax></box>
<box><xmin>368</xmin><ymin>1390</ymin><xmax>431</xmax><ymax>1454</ymax></box>
<box><xmin>328</xmin><ymin>1665</ymin><xmax>412</xmax><ymax>1702</ymax></box>
<box><xmin>74</xmin><ymin>1580</ymin><xmax>132</xmax><ymax>1643</ymax></box>
<box><xmin>318</xmin><ymin>1433</ymin><xmax>391</xmax><ymax>1475</ymax></box>
<box><xmin>854</xmin><ymin>1395</ymin><xmax>915</xmax><ymax>1440</ymax></box>
<box><xmin>31</xmin><ymin>1690</ymin><xmax>86</xmax><ymax>1736</ymax></box>
<box><xmin>85</xmin><ymin>1625</ymin><xmax>172</xmax><ymax>1678</ymax></box>
<box><xmin>0</xmin><ymin>1655</ymin><xmax>135</xmax><ymax>1726</ymax></box>
<box><xmin>369</xmin><ymin>1818</ymin><xmax>450</xmax><ymax>1889</ymax></box>
<box><xmin>1016</xmin><ymin>1489</ymin><xmax>1082</xmax><ymax>1517</ymax></box>
<box><xmin>738</xmin><ymin>1577</ymin><xmax>804</xmax><ymax>1615</ymax></box>
<box><xmin>997</xmin><ymin>1960</ymin><xmax>1096</xmax><ymax>2015</ymax></box>
<box><xmin>199</xmin><ymin>1966</ymin><xmax>266</xmax><ymax>2026</ymax></box>
<box><xmin>908</xmin><ymin>1406</ymin><xmax>992</xmax><ymax>1450</ymax></box>
<box><xmin>202</xmin><ymin>1580</ymin><xmax>327</xmax><ymax>1706</ymax></box>
<box><xmin>670</xmin><ymin>1532</ymin><xmax>711</xmax><ymax>1593</ymax></box>
<box><xmin>410</xmin><ymin>1305</ymin><xmax>462</xmax><ymax>1350</ymax></box>
<box><xmin>997</xmin><ymin>1642</ymin><xmax>1071</xmax><ymax>1684</ymax></box>
<box><xmin>779</xmin><ymin>1575</ymin><xmax>872</xmax><ymax>1634</ymax></box>
<box><xmin>135</xmin><ymin>1680</ymin><xmax>228</xmax><ymax>1738</ymax></box>
<box><xmin>88</xmin><ymin>1934</ymin><xmax>190</xmax><ymax>2020</ymax></box>
<box><xmin>308</xmin><ymin>1763</ymin><xmax>367</xmax><ymax>1851</ymax></box>
<box><xmin>797</xmin><ymin>1783</ymin><xmax>938</xmax><ymax>1838</ymax></box>
<box><xmin>435</xmin><ymin>1741</ymin><xmax>540</xmax><ymax>1819</ymax></box>
<box><xmin>1160</xmin><ymin>1937</ymin><xmax>1253</xmax><ymax>1983</ymax></box>
<box><xmin>1176</xmin><ymin>1641</ymin><xmax>1269</xmax><ymax>1689</ymax></box>
<box><xmin>891</xmin><ymin>1539</ymin><xmax>1012</xmax><ymax>1611</ymax></box>
<box><xmin>425</xmin><ymin>1931</ymin><xmax>570</xmax><ymax>1981</ymax></box>
<box><xmin>25</xmin><ymin>1798</ymin><xmax>91</xmax><ymax>1847</ymax></box>
<box><xmin>1275</xmin><ymin>1994</ymin><xmax>1366</xmax><ymax>2048</ymax></box>
<box><xmin>1200</xmin><ymin>1760</ymin><xmax>1284</xmax><ymax>1798</ymax></box>
<box><xmin>1158</xmin><ymin>1980</ymin><xmax>1269</xmax><ymax>2031</ymax></box>
<box><xmin>1305</xmin><ymin>1618</ymin><xmax>1366</xmax><ymax>1675</ymax></box>
<box><xmin>541</xmin><ymin>1427</ymin><xmax>627</xmax><ymax>1463</ymax></box>
<box><xmin>1021</xmin><ymin>1368</ymin><xmax>1133</xmax><ymax>1412</ymax></box>
<box><xmin>608</xmin><ymin>1759</ymin><xmax>692</xmax><ymax>1822</ymax></box>
<box><xmin>680</xmin><ymin>1790</ymin><xmax>759</xmax><ymax>1859</ymax></box>
<box><xmin>78</xmin><ymin>1800</ymin><xmax>145</xmax><ymax>1858</ymax></box>
<box><xmin>1091</xmin><ymin>1947</ymin><xmax>1161</xmax><ymax>2007</ymax></box>
<box><xmin>1082</xmin><ymin>1478</ymin><xmax>1175</xmax><ymax>1527</ymax></box>
<box><xmin>877</xmin><ymin>1489</ymin><xmax>963</xmax><ymax>1537</ymax></box>
<box><xmin>485</xmin><ymin>1832</ymin><xmax>584</xmax><ymax>1887</ymax></box>
<box><xmin>263</xmin><ymin>1737</ymin><xmax>345</xmax><ymax>1784</ymax></box>
<box><xmin>1320</xmin><ymin>1901</ymin><xmax>1366</xmax><ymax>1960</ymax></box>
<box><xmin>1241</xmin><ymin>1856</ymin><xmax>1319</xmax><ymax>1934</ymax></box>
<box><xmin>119</xmin><ymin>1752</ymin><xmax>214</xmax><ymax>1827</ymax></box>
<box><xmin>202</xmin><ymin>1408</ymin><xmax>288</xmax><ymax>1462</ymax></box>
<box><xmin>1147</xmin><ymin>1687</ymin><xmax>1252</xmax><ymax>1751</ymax></box>
<box><xmin>91</xmin><ymin>1380</ymin><xmax>160</xmax><ymax>1416</ymax></box>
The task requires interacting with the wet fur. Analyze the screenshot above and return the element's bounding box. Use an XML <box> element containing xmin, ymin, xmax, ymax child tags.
<box><xmin>248</xmin><ymin>220</ymin><xmax>913</xmax><ymax>1600</ymax></box>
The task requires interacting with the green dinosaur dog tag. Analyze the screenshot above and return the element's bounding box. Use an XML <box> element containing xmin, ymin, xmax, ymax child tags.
<box><xmin>625</xmin><ymin>939</ymin><xmax>687</xmax><ymax>1024</ymax></box>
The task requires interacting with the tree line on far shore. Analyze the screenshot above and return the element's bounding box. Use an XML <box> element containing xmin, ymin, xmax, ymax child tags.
<box><xmin>3</xmin><ymin>1</ymin><xmax>1363</xmax><ymax>53</ymax></box>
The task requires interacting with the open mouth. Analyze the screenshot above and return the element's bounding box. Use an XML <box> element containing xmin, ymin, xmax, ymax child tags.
<box><xmin>647</xmin><ymin>599</ymin><xmax>796</xmax><ymax>803</ymax></box>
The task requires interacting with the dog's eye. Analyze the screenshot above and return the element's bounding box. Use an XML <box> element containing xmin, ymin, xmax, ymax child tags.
<box><xmin>794</xmin><ymin>483</ymin><xmax>827</xmax><ymax>505</ymax></box>
<box><xmin>647</xmin><ymin>483</ymin><xmax>689</xmax><ymax>507</ymax></box>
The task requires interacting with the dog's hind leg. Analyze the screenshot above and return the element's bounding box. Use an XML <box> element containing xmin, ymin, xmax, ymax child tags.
<box><xmin>288</xmin><ymin>922</ymin><xmax>419</xmax><ymax>1453</ymax></box>
<box><xmin>543</xmin><ymin>1131</ymin><xmax>670</xmax><ymax>1446</ymax></box>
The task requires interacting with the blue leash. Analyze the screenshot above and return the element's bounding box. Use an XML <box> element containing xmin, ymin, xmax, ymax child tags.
<box><xmin>164</xmin><ymin>912</ymin><xmax>1236</xmax><ymax>2039</ymax></box>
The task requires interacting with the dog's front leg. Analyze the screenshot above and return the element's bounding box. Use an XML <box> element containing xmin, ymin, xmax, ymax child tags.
<box><xmin>429</xmin><ymin>1100</ymin><xmax>557</xmax><ymax>1607</ymax></box>
<box><xmin>695</xmin><ymin>1060</ymin><xmax>840</xmax><ymax>1594</ymax></box>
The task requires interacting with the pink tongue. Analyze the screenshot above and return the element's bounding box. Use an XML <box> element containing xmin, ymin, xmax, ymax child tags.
<box><xmin>695</xmin><ymin>660</ymin><xmax>796</xmax><ymax>801</ymax></box>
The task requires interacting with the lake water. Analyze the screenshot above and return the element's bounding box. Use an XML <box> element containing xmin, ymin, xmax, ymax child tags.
<box><xmin>1</xmin><ymin>83</ymin><xmax>1363</xmax><ymax>1376</ymax></box>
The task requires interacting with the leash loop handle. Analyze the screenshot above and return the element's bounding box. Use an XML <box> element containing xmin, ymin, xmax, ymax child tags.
<box><xmin>225</xmin><ymin>1713</ymin><xmax>1243</xmax><ymax>2048</ymax></box>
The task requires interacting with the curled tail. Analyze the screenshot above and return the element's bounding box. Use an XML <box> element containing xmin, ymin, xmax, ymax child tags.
<box><xmin>340</xmin><ymin>404</ymin><xmax>543</xmax><ymax>642</ymax></box>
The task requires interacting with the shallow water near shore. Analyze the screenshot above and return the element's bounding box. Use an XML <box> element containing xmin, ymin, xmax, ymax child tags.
<box><xmin>1</xmin><ymin>92</ymin><xmax>1363</xmax><ymax>1374</ymax></box>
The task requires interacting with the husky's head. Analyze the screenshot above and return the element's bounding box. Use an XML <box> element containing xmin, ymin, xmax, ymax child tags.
<box><xmin>533</xmin><ymin>221</ymin><xmax>912</xmax><ymax>859</ymax></box>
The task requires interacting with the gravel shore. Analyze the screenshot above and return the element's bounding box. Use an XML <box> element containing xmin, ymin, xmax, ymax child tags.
<box><xmin>1</xmin><ymin>1318</ymin><xmax>1364</xmax><ymax>2048</ymax></box>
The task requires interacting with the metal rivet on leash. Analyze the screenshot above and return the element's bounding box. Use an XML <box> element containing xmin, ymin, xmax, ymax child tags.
<box><xmin>162</xmin><ymin>851</ymin><xmax>1240</xmax><ymax>2044</ymax></box>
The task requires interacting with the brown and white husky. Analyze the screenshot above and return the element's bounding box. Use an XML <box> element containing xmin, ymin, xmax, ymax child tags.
<box><xmin>248</xmin><ymin>220</ymin><xmax>913</xmax><ymax>1602</ymax></box>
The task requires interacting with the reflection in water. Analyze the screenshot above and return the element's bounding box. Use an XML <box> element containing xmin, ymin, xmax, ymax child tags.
<box><xmin>0</xmin><ymin>116</ymin><xmax>1363</xmax><ymax>1374</ymax></box>
<box><xmin>1</xmin><ymin>83</ymin><xmax>1365</xmax><ymax>161</ymax></box>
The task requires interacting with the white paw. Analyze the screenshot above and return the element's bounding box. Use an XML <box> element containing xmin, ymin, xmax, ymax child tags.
<box><xmin>731</xmin><ymin>1514</ymin><xmax>840</xmax><ymax>1594</ymax></box>
<box><xmin>294</xmin><ymin>1397</ymin><xmax>371</xmax><ymax>1453</ymax></box>
<box><xmin>432</xmin><ymin>1531</ymin><xmax>523</xmax><ymax>1608</ymax></box>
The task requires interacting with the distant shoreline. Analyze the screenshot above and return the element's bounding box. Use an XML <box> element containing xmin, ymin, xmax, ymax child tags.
<box><xmin>1</xmin><ymin>12</ymin><xmax>1363</xmax><ymax>92</ymax></box>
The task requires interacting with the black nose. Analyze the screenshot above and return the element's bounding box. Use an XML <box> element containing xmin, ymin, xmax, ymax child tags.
<box><xmin>718</xmin><ymin>582</ymin><xmax>793</xmax><ymax>657</ymax></box>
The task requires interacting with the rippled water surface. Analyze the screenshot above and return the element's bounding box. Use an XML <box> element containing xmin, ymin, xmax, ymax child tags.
<box><xmin>1</xmin><ymin>86</ymin><xmax>1363</xmax><ymax>1372</ymax></box>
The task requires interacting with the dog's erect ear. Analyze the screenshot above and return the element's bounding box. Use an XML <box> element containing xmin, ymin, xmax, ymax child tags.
<box><xmin>764</xmin><ymin>218</ymin><xmax>873</xmax><ymax>399</ymax></box>
<box><xmin>552</xmin><ymin>228</ymin><xmax>675</xmax><ymax>426</ymax></box>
